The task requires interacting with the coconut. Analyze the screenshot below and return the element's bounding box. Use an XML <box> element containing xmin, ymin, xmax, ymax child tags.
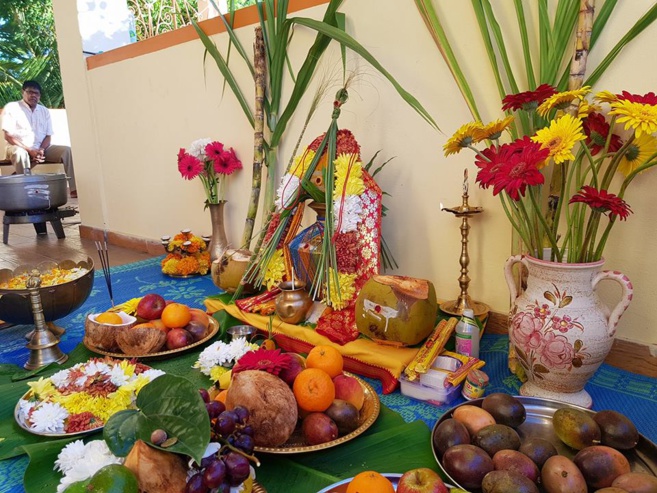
<box><xmin>84</xmin><ymin>312</ymin><xmax>136</xmax><ymax>351</ymax></box>
<box><xmin>116</xmin><ymin>325</ymin><xmax>167</xmax><ymax>355</ymax></box>
<box><xmin>226</xmin><ymin>370</ymin><xmax>298</xmax><ymax>447</ymax></box>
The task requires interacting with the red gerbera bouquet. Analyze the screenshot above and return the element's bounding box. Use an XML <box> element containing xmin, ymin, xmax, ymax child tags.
<box><xmin>444</xmin><ymin>87</ymin><xmax>657</xmax><ymax>263</ymax></box>
<box><xmin>177</xmin><ymin>138</ymin><xmax>242</xmax><ymax>204</ymax></box>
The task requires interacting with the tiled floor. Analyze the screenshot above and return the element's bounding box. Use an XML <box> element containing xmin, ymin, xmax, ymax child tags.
<box><xmin>0</xmin><ymin>199</ymin><xmax>156</xmax><ymax>269</ymax></box>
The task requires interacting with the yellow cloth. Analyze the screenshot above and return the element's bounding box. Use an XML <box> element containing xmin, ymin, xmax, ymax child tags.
<box><xmin>204</xmin><ymin>298</ymin><xmax>419</xmax><ymax>381</ymax></box>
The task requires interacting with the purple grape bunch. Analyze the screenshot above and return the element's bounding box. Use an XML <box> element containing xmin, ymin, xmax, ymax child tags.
<box><xmin>185</xmin><ymin>391</ymin><xmax>256</xmax><ymax>493</ymax></box>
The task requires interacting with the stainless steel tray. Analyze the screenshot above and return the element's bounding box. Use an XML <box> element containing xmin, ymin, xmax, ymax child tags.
<box><xmin>431</xmin><ymin>396</ymin><xmax>657</xmax><ymax>491</ymax></box>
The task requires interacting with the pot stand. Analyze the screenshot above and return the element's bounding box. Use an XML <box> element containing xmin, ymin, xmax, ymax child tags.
<box><xmin>3</xmin><ymin>207</ymin><xmax>78</xmax><ymax>244</ymax></box>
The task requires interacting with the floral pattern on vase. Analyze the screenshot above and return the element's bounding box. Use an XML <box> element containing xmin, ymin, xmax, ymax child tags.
<box><xmin>505</xmin><ymin>254</ymin><xmax>633</xmax><ymax>408</ymax></box>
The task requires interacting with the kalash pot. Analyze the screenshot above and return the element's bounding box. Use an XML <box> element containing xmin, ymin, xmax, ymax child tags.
<box><xmin>0</xmin><ymin>174</ymin><xmax>68</xmax><ymax>212</ymax></box>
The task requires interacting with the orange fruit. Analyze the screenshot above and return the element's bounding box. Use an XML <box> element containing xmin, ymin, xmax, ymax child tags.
<box><xmin>306</xmin><ymin>345</ymin><xmax>344</xmax><ymax>378</ymax></box>
<box><xmin>214</xmin><ymin>389</ymin><xmax>228</xmax><ymax>404</ymax></box>
<box><xmin>95</xmin><ymin>312</ymin><xmax>123</xmax><ymax>324</ymax></box>
<box><xmin>161</xmin><ymin>303</ymin><xmax>192</xmax><ymax>328</ymax></box>
<box><xmin>293</xmin><ymin>368</ymin><xmax>335</xmax><ymax>412</ymax></box>
<box><xmin>346</xmin><ymin>471</ymin><xmax>394</xmax><ymax>493</ymax></box>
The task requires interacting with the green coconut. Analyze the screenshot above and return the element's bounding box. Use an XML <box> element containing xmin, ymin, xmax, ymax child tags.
<box><xmin>355</xmin><ymin>275</ymin><xmax>438</xmax><ymax>346</ymax></box>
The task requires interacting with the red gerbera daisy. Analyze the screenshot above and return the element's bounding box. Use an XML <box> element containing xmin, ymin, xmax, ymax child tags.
<box><xmin>232</xmin><ymin>348</ymin><xmax>292</xmax><ymax>376</ymax></box>
<box><xmin>177</xmin><ymin>148</ymin><xmax>186</xmax><ymax>162</ymax></box>
<box><xmin>617</xmin><ymin>91</ymin><xmax>657</xmax><ymax>105</ymax></box>
<box><xmin>569</xmin><ymin>186</ymin><xmax>632</xmax><ymax>220</ymax></box>
<box><xmin>476</xmin><ymin>137</ymin><xmax>547</xmax><ymax>190</ymax></box>
<box><xmin>492</xmin><ymin>143</ymin><xmax>547</xmax><ymax>200</ymax></box>
<box><xmin>502</xmin><ymin>84</ymin><xmax>557</xmax><ymax>112</ymax></box>
<box><xmin>583</xmin><ymin>112</ymin><xmax>623</xmax><ymax>155</ymax></box>
<box><xmin>308</xmin><ymin>129</ymin><xmax>361</xmax><ymax>159</ymax></box>
<box><xmin>213</xmin><ymin>148</ymin><xmax>242</xmax><ymax>175</ymax></box>
<box><xmin>178</xmin><ymin>153</ymin><xmax>204</xmax><ymax>180</ymax></box>
<box><xmin>205</xmin><ymin>141</ymin><xmax>225</xmax><ymax>161</ymax></box>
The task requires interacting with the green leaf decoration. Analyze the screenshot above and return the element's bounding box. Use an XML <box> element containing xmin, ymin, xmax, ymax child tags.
<box><xmin>533</xmin><ymin>364</ymin><xmax>549</xmax><ymax>374</ymax></box>
<box><xmin>544</xmin><ymin>291</ymin><xmax>557</xmax><ymax>304</ymax></box>
<box><xmin>104</xmin><ymin>375</ymin><xmax>210</xmax><ymax>465</ymax></box>
<box><xmin>560</xmin><ymin>296</ymin><xmax>573</xmax><ymax>308</ymax></box>
<box><xmin>103</xmin><ymin>409</ymin><xmax>141</xmax><ymax>457</ymax></box>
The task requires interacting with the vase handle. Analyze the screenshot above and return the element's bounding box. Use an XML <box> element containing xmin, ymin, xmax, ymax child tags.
<box><xmin>592</xmin><ymin>270</ymin><xmax>633</xmax><ymax>337</ymax></box>
<box><xmin>504</xmin><ymin>255</ymin><xmax>528</xmax><ymax>301</ymax></box>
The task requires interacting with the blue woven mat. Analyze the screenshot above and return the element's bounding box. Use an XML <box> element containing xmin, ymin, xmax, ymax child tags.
<box><xmin>1</xmin><ymin>257</ymin><xmax>656</xmax><ymax>493</ymax></box>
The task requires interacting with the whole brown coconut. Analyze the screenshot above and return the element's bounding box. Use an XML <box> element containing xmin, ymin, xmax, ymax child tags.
<box><xmin>226</xmin><ymin>370</ymin><xmax>298</xmax><ymax>447</ymax></box>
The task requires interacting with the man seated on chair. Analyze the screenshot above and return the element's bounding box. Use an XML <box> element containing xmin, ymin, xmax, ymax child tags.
<box><xmin>1</xmin><ymin>80</ymin><xmax>77</xmax><ymax>198</ymax></box>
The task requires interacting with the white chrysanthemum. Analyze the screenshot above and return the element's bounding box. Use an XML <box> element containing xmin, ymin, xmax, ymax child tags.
<box><xmin>49</xmin><ymin>369</ymin><xmax>71</xmax><ymax>389</ymax></box>
<box><xmin>17</xmin><ymin>399</ymin><xmax>35</xmax><ymax>424</ymax></box>
<box><xmin>29</xmin><ymin>402</ymin><xmax>68</xmax><ymax>433</ymax></box>
<box><xmin>141</xmin><ymin>369</ymin><xmax>166</xmax><ymax>381</ymax></box>
<box><xmin>333</xmin><ymin>195</ymin><xmax>363</xmax><ymax>233</ymax></box>
<box><xmin>74</xmin><ymin>376</ymin><xmax>88</xmax><ymax>388</ymax></box>
<box><xmin>194</xmin><ymin>339</ymin><xmax>255</xmax><ymax>376</ymax></box>
<box><xmin>108</xmin><ymin>364</ymin><xmax>131</xmax><ymax>387</ymax></box>
<box><xmin>83</xmin><ymin>360</ymin><xmax>110</xmax><ymax>377</ymax></box>
<box><xmin>55</xmin><ymin>440</ymin><xmax>122</xmax><ymax>493</ymax></box>
<box><xmin>189</xmin><ymin>138</ymin><xmax>213</xmax><ymax>160</ymax></box>
<box><xmin>275</xmin><ymin>174</ymin><xmax>301</xmax><ymax>210</ymax></box>
<box><xmin>226</xmin><ymin>338</ymin><xmax>256</xmax><ymax>362</ymax></box>
<box><xmin>54</xmin><ymin>440</ymin><xmax>87</xmax><ymax>474</ymax></box>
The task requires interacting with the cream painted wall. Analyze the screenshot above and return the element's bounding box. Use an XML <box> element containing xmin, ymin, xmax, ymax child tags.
<box><xmin>52</xmin><ymin>0</ymin><xmax>657</xmax><ymax>350</ymax></box>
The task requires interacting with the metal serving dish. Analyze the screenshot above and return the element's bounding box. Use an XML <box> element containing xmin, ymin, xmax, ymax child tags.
<box><xmin>0</xmin><ymin>173</ymin><xmax>67</xmax><ymax>212</ymax></box>
<box><xmin>0</xmin><ymin>258</ymin><xmax>94</xmax><ymax>324</ymax></box>
<box><xmin>432</xmin><ymin>396</ymin><xmax>657</xmax><ymax>492</ymax></box>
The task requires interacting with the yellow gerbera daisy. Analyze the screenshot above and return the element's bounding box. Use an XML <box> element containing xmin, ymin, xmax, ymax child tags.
<box><xmin>333</xmin><ymin>154</ymin><xmax>364</xmax><ymax>198</ymax></box>
<box><xmin>618</xmin><ymin>134</ymin><xmax>657</xmax><ymax>177</ymax></box>
<box><xmin>609</xmin><ymin>100</ymin><xmax>657</xmax><ymax>138</ymax></box>
<box><xmin>594</xmin><ymin>90</ymin><xmax>618</xmax><ymax>104</ymax></box>
<box><xmin>537</xmin><ymin>86</ymin><xmax>591</xmax><ymax>117</ymax></box>
<box><xmin>532</xmin><ymin>114</ymin><xmax>586</xmax><ymax>164</ymax></box>
<box><xmin>577</xmin><ymin>100</ymin><xmax>601</xmax><ymax>119</ymax></box>
<box><xmin>290</xmin><ymin>149</ymin><xmax>316</xmax><ymax>178</ymax></box>
<box><xmin>473</xmin><ymin>116</ymin><xmax>515</xmax><ymax>142</ymax></box>
<box><xmin>443</xmin><ymin>121</ymin><xmax>483</xmax><ymax>156</ymax></box>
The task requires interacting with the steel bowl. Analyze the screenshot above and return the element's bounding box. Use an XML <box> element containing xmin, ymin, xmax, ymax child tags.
<box><xmin>0</xmin><ymin>257</ymin><xmax>94</xmax><ymax>324</ymax></box>
<box><xmin>0</xmin><ymin>173</ymin><xmax>68</xmax><ymax>212</ymax></box>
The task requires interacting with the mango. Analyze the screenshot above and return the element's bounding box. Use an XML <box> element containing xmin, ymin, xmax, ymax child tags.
<box><xmin>481</xmin><ymin>393</ymin><xmax>526</xmax><ymax>428</ymax></box>
<box><xmin>63</xmin><ymin>464</ymin><xmax>138</xmax><ymax>493</ymax></box>
<box><xmin>482</xmin><ymin>470</ymin><xmax>539</xmax><ymax>493</ymax></box>
<box><xmin>442</xmin><ymin>444</ymin><xmax>494</xmax><ymax>490</ymax></box>
<box><xmin>492</xmin><ymin>449</ymin><xmax>540</xmax><ymax>483</ymax></box>
<box><xmin>612</xmin><ymin>471</ymin><xmax>657</xmax><ymax>492</ymax></box>
<box><xmin>574</xmin><ymin>445</ymin><xmax>631</xmax><ymax>489</ymax></box>
<box><xmin>474</xmin><ymin>424</ymin><xmax>521</xmax><ymax>457</ymax></box>
<box><xmin>541</xmin><ymin>455</ymin><xmax>587</xmax><ymax>493</ymax></box>
<box><xmin>553</xmin><ymin>407</ymin><xmax>601</xmax><ymax>450</ymax></box>
<box><xmin>519</xmin><ymin>437</ymin><xmax>558</xmax><ymax>469</ymax></box>
<box><xmin>432</xmin><ymin>418</ymin><xmax>470</xmax><ymax>457</ymax></box>
<box><xmin>452</xmin><ymin>405</ymin><xmax>496</xmax><ymax>437</ymax></box>
<box><xmin>594</xmin><ymin>410</ymin><xmax>640</xmax><ymax>450</ymax></box>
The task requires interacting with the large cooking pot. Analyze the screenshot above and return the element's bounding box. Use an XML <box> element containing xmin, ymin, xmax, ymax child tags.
<box><xmin>0</xmin><ymin>173</ymin><xmax>67</xmax><ymax>212</ymax></box>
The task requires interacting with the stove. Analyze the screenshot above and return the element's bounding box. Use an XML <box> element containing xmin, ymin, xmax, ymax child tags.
<box><xmin>2</xmin><ymin>206</ymin><xmax>78</xmax><ymax>244</ymax></box>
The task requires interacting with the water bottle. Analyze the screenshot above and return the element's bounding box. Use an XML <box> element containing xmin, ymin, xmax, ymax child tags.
<box><xmin>455</xmin><ymin>308</ymin><xmax>480</xmax><ymax>358</ymax></box>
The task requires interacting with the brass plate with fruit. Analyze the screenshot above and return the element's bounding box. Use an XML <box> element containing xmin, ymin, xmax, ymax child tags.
<box><xmin>85</xmin><ymin>317</ymin><xmax>220</xmax><ymax>359</ymax></box>
<box><xmin>253</xmin><ymin>374</ymin><xmax>380</xmax><ymax>454</ymax></box>
<box><xmin>432</xmin><ymin>396</ymin><xmax>657</xmax><ymax>492</ymax></box>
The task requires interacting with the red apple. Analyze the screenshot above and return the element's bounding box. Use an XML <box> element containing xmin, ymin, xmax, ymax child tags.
<box><xmin>136</xmin><ymin>293</ymin><xmax>167</xmax><ymax>320</ymax></box>
<box><xmin>166</xmin><ymin>328</ymin><xmax>193</xmax><ymax>350</ymax></box>
<box><xmin>189</xmin><ymin>308</ymin><xmax>210</xmax><ymax>329</ymax></box>
<box><xmin>279</xmin><ymin>353</ymin><xmax>306</xmax><ymax>386</ymax></box>
<box><xmin>301</xmin><ymin>413</ymin><xmax>338</xmax><ymax>445</ymax></box>
<box><xmin>333</xmin><ymin>374</ymin><xmax>365</xmax><ymax>411</ymax></box>
<box><xmin>397</xmin><ymin>468</ymin><xmax>448</xmax><ymax>493</ymax></box>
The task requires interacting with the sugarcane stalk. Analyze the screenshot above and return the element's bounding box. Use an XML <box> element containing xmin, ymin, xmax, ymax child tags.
<box><xmin>544</xmin><ymin>0</ymin><xmax>594</xmax><ymax>251</ymax></box>
<box><xmin>241</xmin><ymin>26</ymin><xmax>266</xmax><ymax>250</ymax></box>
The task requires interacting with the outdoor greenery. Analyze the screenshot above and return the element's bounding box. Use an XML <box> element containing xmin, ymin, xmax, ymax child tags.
<box><xmin>0</xmin><ymin>0</ymin><xmax>62</xmax><ymax>108</ymax></box>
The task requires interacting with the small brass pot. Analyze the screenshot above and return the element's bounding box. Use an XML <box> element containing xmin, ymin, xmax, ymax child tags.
<box><xmin>274</xmin><ymin>280</ymin><xmax>313</xmax><ymax>325</ymax></box>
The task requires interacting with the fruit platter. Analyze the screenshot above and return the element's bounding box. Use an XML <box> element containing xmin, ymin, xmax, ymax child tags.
<box><xmin>317</xmin><ymin>471</ymin><xmax>456</xmax><ymax>492</ymax></box>
<box><xmin>83</xmin><ymin>294</ymin><xmax>220</xmax><ymax>359</ymax></box>
<box><xmin>431</xmin><ymin>394</ymin><xmax>657</xmax><ymax>493</ymax></box>
<box><xmin>14</xmin><ymin>357</ymin><xmax>164</xmax><ymax>437</ymax></box>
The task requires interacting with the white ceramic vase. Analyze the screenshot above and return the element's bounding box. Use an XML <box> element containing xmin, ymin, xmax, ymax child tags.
<box><xmin>504</xmin><ymin>254</ymin><xmax>633</xmax><ymax>408</ymax></box>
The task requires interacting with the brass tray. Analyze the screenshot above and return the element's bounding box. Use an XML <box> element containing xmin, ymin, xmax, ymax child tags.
<box><xmin>432</xmin><ymin>396</ymin><xmax>657</xmax><ymax>492</ymax></box>
<box><xmin>254</xmin><ymin>373</ymin><xmax>380</xmax><ymax>454</ymax></box>
<box><xmin>316</xmin><ymin>473</ymin><xmax>455</xmax><ymax>492</ymax></box>
<box><xmin>84</xmin><ymin>317</ymin><xmax>220</xmax><ymax>359</ymax></box>
<box><xmin>252</xmin><ymin>482</ymin><xmax>266</xmax><ymax>493</ymax></box>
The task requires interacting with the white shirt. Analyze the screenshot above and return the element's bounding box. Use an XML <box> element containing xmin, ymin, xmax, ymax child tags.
<box><xmin>1</xmin><ymin>100</ymin><xmax>53</xmax><ymax>149</ymax></box>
